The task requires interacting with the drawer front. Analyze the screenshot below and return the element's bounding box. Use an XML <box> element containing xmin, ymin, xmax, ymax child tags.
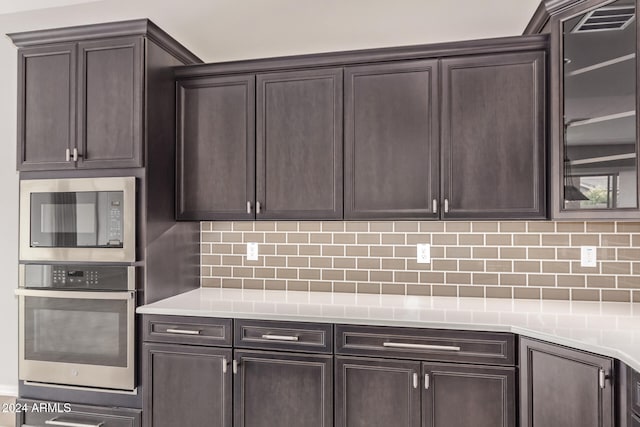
<box><xmin>234</xmin><ymin>319</ymin><xmax>333</xmax><ymax>353</ymax></box>
<box><xmin>143</xmin><ymin>315</ymin><xmax>232</xmax><ymax>347</ymax></box>
<box><xmin>20</xmin><ymin>399</ymin><xmax>140</xmax><ymax>427</ymax></box>
<box><xmin>335</xmin><ymin>324</ymin><xmax>515</xmax><ymax>365</ymax></box>
<box><xmin>633</xmin><ymin>369</ymin><xmax>640</xmax><ymax>416</ymax></box>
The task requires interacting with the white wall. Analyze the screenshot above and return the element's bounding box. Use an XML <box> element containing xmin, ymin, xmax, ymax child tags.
<box><xmin>0</xmin><ymin>0</ymin><xmax>540</xmax><ymax>394</ymax></box>
<box><xmin>0</xmin><ymin>34</ymin><xmax>18</xmax><ymax>396</ymax></box>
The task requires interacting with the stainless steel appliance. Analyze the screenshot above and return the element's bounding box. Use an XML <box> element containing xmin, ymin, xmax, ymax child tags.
<box><xmin>20</xmin><ymin>177</ymin><xmax>136</xmax><ymax>262</ymax></box>
<box><xmin>16</xmin><ymin>264</ymin><xmax>136</xmax><ymax>391</ymax></box>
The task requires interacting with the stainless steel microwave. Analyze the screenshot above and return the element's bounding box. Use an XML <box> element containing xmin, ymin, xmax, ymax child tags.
<box><xmin>20</xmin><ymin>177</ymin><xmax>136</xmax><ymax>262</ymax></box>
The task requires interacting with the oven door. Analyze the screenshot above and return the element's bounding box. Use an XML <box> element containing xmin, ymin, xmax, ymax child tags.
<box><xmin>16</xmin><ymin>288</ymin><xmax>135</xmax><ymax>391</ymax></box>
<box><xmin>19</xmin><ymin>177</ymin><xmax>135</xmax><ymax>262</ymax></box>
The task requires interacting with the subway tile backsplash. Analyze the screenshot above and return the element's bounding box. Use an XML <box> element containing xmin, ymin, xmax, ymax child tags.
<box><xmin>200</xmin><ymin>221</ymin><xmax>640</xmax><ymax>302</ymax></box>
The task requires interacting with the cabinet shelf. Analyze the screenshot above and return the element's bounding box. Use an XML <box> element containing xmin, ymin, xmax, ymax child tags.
<box><xmin>566</xmin><ymin>52</ymin><xmax>635</xmax><ymax>77</ymax></box>
<box><xmin>566</xmin><ymin>110</ymin><xmax>635</xmax><ymax>128</ymax></box>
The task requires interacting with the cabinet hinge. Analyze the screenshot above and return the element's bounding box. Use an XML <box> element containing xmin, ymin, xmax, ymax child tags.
<box><xmin>599</xmin><ymin>368</ymin><xmax>606</xmax><ymax>389</ymax></box>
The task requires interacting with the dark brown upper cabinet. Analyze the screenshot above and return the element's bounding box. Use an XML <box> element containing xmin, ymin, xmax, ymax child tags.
<box><xmin>77</xmin><ymin>37</ymin><xmax>143</xmax><ymax>169</ymax></box>
<box><xmin>17</xmin><ymin>44</ymin><xmax>77</xmax><ymax>171</ymax></box>
<box><xmin>177</xmin><ymin>68</ymin><xmax>343</xmax><ymax>220</ymax></box>
<box><xmin>520</xmin><ymin>337</ymin><xmax>614</xmax><ymax>427</ymax></box>
<box><xmin>526</xmin><ymin>0</ymin><xmax>640</xmax><ymax>219</ymax></box>
<box><xmin>175</xmin><ymin>35</ymin><xmax>548</xmax><ymax>221</ymax></box>
<box><xmin>441</xmin><ymin>51</ymin><xmax>547</xmax><ymax>219</ymax></box>
<box><xmin>11</xmin><ymin>20</ymin><xmax>200</xmax><ymax>172</ymax></box>
<box><xmin>344</xmin><ymin>60</ymin><xmax>439</xmax><ymax>220</ymax></box>
<box><xmin>256</xmin><ymin>68</ymin><xmax>343</xmax><ymax>220</ymax></box>
<box><xmin>16</xmin><ymin>37</ymin><xmax>143</xmax><ymax>171</ymax></box>
<box><xmin>176</xmin><ymin>75</ymin><xmax>256</xmax><ymax>220</ymax></box>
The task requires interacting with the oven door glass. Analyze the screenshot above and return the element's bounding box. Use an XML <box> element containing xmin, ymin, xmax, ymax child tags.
<box><xmin>23</xmin><ymin>293</ymin><xmax>129</xmax><ymax>367</ymax></box>
<box><xmin>30</xmin><ymin>191</ymin><xmax>124</xmax><ymax>248</ymax></box>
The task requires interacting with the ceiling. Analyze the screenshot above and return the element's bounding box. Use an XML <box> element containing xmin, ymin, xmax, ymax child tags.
<box><xmin>0</xmin><ymin>0</ymin><xmax>542</xmax><ymax>63</ymax></box>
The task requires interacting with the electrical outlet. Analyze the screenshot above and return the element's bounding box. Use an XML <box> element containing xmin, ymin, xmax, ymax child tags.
<box><xmin>580</xmin><ymin>246</ymin><xmax>597</xmax><ymax>267</ymax></box>
<box><xmin>246</xmin><ymin>242</ymin><xmax>259</xmax><ymax>261</ymax></box>
<box><xmin>416</xmin><ymin>244</ymin><xmax>431</xmax><ymax>264</ymax></box>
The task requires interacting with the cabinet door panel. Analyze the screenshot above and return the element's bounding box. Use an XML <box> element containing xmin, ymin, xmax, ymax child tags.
<box><xmin>423</xmin><ymin>363</ymin><xmax>515</xmax><ymax>427</ymax></box>
<box><xmin>144</xmin><ymin>343</ymin><xmax>232</xmax><ymax>427</ymax></box>
<box><xmin>256</xmin><ymin>68</ymin><xmax>343</xmax><ymax>219</ymax></box>
<box><xmin>335</xmin><ymin>356</ymin><xmax>420</xmax><ymax>427</ymax></box>
<box><xmin>78</xmin><ymin>37</ymin><xmax>143</xmax><ymax>168</ymax></box>
<box><xmin>176</xmin><ymin>75</ymin><xmax>256</xmax><ymax>220</ymax></box>
<box><xmin>520</xmin><ymin>337</ymin><xmax>614</xmax><ymax>427</ymax></box>
<box><xmin>234</xmin><ymin>350</ymin><xmax>332</xmax><ymax>427</ymax></box>
<box><xmin>18</xmin><ymin>44</ymin><xmax>76</xmax><ymax>170</ymax></box>
<box><xmin>344</xmin><ymin>61</ymin><xmax>439</xmax><ymax>219</ymax></box>
<box><xmin>441</xmin><ymin>52</ymin><xmax>546</xmax><ymax>219</ymax></box>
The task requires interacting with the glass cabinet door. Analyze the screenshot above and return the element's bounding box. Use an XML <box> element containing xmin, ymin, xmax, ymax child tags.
<box><xmin>562</xmin><ymin>0</ymin><xmax>638</xmax><ymax>211</ymax></box>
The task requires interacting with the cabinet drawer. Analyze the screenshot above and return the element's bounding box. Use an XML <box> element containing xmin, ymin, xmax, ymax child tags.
<box><xmin>335</xmin><ymin>324</ymin><xmax>515</xmax><ymax>365</ymax></box>
<box><xmin>633</xmin><ymin>369</ymin><xmax>640</xmax><ymax>416</ymax></box>
<box><xmin>20</xmin><ymin>399</ymin><xmax>140</xmax><ymax>427</ymax></box>
<box><xmin>234</xmin><ymin>319</ymin><xmax>332</xmax><ymax>353</ymax></box>
<box><xmin>143</xmin><ymin>315</ymin><xmax>232</xmax><ymax>347</ymax></box>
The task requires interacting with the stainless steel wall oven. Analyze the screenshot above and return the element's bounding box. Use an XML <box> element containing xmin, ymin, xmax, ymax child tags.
<box><xmin>16</xmin><ymin>264</ymin><xmax>136</xmax><ymax>391</ymax></box>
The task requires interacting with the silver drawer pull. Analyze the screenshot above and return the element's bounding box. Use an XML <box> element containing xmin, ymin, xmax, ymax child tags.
<box><xmin>46</xmin><ymin>418</ymin><xmax>104</xmax><ymax>427</ymax></box>
<box><xmin>382</xmin><ymin>342</ymin><xmax>461</xmax><ymax>351</ymax></box>
<box><xmin>261</xmin><ymin>334</ymin><xmax>299</xmax><ymax>342</ymax></box>
<box><xmin>166</xmin><ymin>328</ymin><xmax>201</xmax><ymax>335</ymax></box>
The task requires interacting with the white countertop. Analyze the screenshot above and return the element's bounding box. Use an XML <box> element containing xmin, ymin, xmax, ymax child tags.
<box><xmin>137</xmin><ymin>288</ymin><xmax>640</xmax><ymax>372</ymax></box>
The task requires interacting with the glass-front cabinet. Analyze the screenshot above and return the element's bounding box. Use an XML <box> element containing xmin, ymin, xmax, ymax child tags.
<box><xmin>552</xmin><ymin>0</ymin><xmax>640</xmax><ymax>218</ymax></box>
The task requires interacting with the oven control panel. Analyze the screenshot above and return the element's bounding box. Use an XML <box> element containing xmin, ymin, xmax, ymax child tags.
<box><xmin>21</xmin><ymin>264</ymin><xmax>133</xmax><ymax>291</ymax></box>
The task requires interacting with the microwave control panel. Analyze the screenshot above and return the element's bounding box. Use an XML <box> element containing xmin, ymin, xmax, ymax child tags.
<box><xmin>107</xmin><ymin>192</ymin><xmax>124</xmax><ymax>246</ymax></box>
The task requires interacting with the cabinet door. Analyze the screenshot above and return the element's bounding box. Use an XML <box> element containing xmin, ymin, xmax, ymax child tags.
<box><xmin>17</xmin><ymin>44</ymin><xmax>76</xmax><ymax>171</ymax></box>
<box><xmin>422</xmin><ymin>363</ymin><xmax>515</xmax><ymax>427</ymax></box>
<box><xmin>176</xmin><ymin>75</ymin><xmax>256</xmax><ymax>220</ymax></box>
<box><xmin>77</xmin><ymin>37</ymin><xmax>143</xmax><ymax>168</ymax></box>
<box><xmin>441</xmin><ymin>51</ymin><xmax>546</xmax><ymax>219</ymax></box>
<box><xmin>144</xmin><ymin>343</ymin><xmax>232</xmax><ymax>427</ymax></box>
<box><xmin>256</xmin><ymin>68</ymin><xmax>343</xmax><ymax>219</ymax></box>
<box><xmin>520</xmin><ymin>337</ymin><xmax>614</xmax><ymax>427</ymax></box>
<box><xmin>335</xmin><ymin>356</ymin><xmax>421</xmax><ymax>427</ymax></box>
<box><xmin>234</xmin><ymin>350</ymin><xmax>333</xmax><ymax>427</ymax></box>
<box><xmin>344</xmin><ymin>60</ymin><xmax>439</xmax><ymax>219</ymax></box>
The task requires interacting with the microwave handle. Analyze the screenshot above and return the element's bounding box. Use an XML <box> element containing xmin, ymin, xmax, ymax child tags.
<box><xmin>15</xmin><ymin>288</ymin><xmax>135</xmax><ymax>301</ymax></box>
<box><xmin>45</xmin><ymin>417</ymin><xmax>104</xmax><ymax>427</ymax></box>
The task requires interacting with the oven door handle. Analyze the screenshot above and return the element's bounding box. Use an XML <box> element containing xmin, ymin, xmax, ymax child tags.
<box><xmin>45</xmin><ymin>417</ymin><xmax>104</xmax><ymax>427</ymax></box>
<box><xmin>15</xmin><ymin>288</ymin><xmax>135</xmax><ymax>300</ymax></box>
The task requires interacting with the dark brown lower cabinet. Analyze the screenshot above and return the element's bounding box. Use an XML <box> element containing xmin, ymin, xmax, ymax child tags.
<box><xmin>520</xmin><ymin>337</ymin><xmax>614</xmax><ymax>427</ymax></box>
<box><xmin>632</xmin><ymin>413</ymin><xmax>640</xmax><ymax>427</ymax></box>
<box><xmin>144</xmin><ymin>343</ymin><xmax>232</xmax><ymax>427</ymax></box>
<box><xmin>335</xmin><ymin>356</ymin><xmax>421</xmax><ymax>427</ymax></box>
<box><xmin>18</xmin><ymin>398</ymin><xmax>141</xmax><ymax>427</ymax></box>
<box><xmin>335</xmin><ymin>357</ymin><xmax>514</xmax><ymax>427</ymax></box>
<box><xmin>234</xmin><ymin>349</ymin><xmax>333</xmax><ymax>427</ymax></box>
<box><xmin>422</xmin><ymin>363</ymin><xmax>515</xmax><ymax>427</ymax></box>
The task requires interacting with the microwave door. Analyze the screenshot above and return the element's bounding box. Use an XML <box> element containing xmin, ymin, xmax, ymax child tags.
<box><xmin>36</xmin><ymin>193</ymin><xmax>78</xmax><ymax>247</ymax></box>
<box><xmin>75</xmin><ymin>192</ymin><xmax>99</xmax><ymax>247</ymax></box>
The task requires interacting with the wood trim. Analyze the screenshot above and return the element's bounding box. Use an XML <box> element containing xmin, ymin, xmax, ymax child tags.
<box><xmin>8</xmin><ymin>19</ymin><xmax>201</xmax><ymax>64</ymax></box>
<box><xmin>175</xmin><ymin>34</ymin><xmax>549</xmax><ymax>79</ymax></box>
